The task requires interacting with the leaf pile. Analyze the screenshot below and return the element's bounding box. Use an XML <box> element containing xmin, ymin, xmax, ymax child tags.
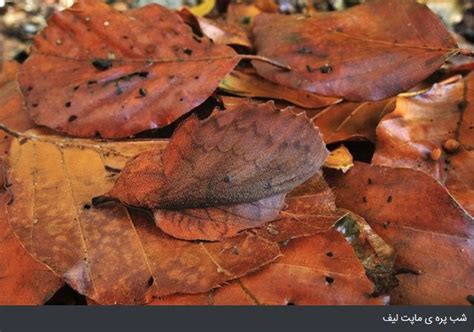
<box><xmin>1</xmin><ymin>0</ymin><xmax>473</xmax><ymax>305</ymax></box>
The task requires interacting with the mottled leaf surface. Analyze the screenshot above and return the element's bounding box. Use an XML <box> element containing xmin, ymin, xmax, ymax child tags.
<box><xmin>6</xmin><ymin>131</ymin><xmax>281</xmax><ymax>304</ymax></box>
<box><xmin>326</xmin><ymin>162</ymin><xmax>474</xmax><ymax>304</ymax></box>
<box><xmin>253</xmin><ymin>0</ymin><xmax>458</xmax><ymax>101</ymax></box>
<box><xmin>19</xmin><ymin>0</ymin><xmax>239</xmax><ymax>138</ymax></box>
<box><xmin>153</xmin><ymin>230</ymin><xmax>385</xmax><ymax>305</ymax></box>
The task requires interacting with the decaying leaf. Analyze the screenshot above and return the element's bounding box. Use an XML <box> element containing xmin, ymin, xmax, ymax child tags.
<box><xmin>0</xmin><ymin>61</ymin><xmax>35</xmax><ymax>187</ymax></box>
<box><xmin>313</xmin><ymin>99</ymin><xmax>395</xmax><ymax>144</ymax></box>
<box><xmin>179</xmin><ymin>9</ymin><xmax>252</xmax><ymax>48</ymax></box>
<box><xmin>0</xmin><ymin>192</ymin><xmax>64</xmax><ymax>305</ymax></box>
<box><xmin>373</xmin><ymin>74</ymin><xmax>474</xmax><ymax>215</ymax></box>
<box><xmin>219</xmin><ymin>70</ymin><xmax>340</xmax><ymax>109</ymax></box>
<box><xmin>6</xmin><ymin>130</ymin><xmax>283</xmax><ymax>304</ymax></box>
<box><xmin>252</xmin><ymin>0</ymin><xmax>458</xmax><ymax>101</ymax></box>
<box><xmin>326</xmin><ymin>162</ymin><xmax>474</xmax><ymax>304</ymax></box>
<box><xmin>19</xmin><ymin>0</ymin><xmax>239</xmax><ymax>138</ymax></box>
<box><xmin>336</xmin><ymin>212</ymin><xmax>397</xmax><ymax>296</ymax></box>
<box><xmin>153</xmin><ymin>230</ymin><xmax>386</xmax><ymax>305</ymax></box>
<box><xmin>107</xmin><ymin>101</ymin><xmax>328</xmax><ymax>210</ymax></box>
<box><xmin>324</xmin><ymin>145</ymin><xmax>354</xmax><ymax>173</ymax></box>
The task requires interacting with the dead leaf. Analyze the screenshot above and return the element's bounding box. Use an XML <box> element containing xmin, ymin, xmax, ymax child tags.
<box><xmin>219</xmin><ymin>70</ymin><xmax>340</xmax><ymax>109</ymax></box>
<box><xmin>336</xmin><ymin>212</ymin><xmax>397</xmax><ymax>295</ymax></box>
<box><xmin>0</xmin><ymin>61</ymin><xmax>35</xmax><ymax>187</ymax></box>
<box><xmin>180</xmin><ymin>9</ymin><xmax>252</xmax><ymax>48</ymax></box>
<box><xmin>324</xmin><ymin>145</ymin><xmax>354</xmax><ymax>173</ymax></box>
<box><xmin>313</xmin><ymin>99</ymin><xmax>395</xmax><ymax>144</ymax></box>
<box><xmin>19</xmin><ymin>0</ymin><xmax>239</xmax><ymax>138</ymax></box>
<box><xmin>373</xmin><ymin>74</ymin><xmax>474</xmax><ymax>215</ymax></box>
<box><xmin>6</xmin><ymin>130</ymin><xmax>284</xmax><ymax>304</ymax></box>
<box><xmin>326</xmin><ymin>162</ymin><xmax>474</xmax><ymax>304</ymax></box>
<box><xmin>0</xmin><ymin>192</ymin><xmax>64</xmax><ymax>305</ymax></box>
<box><xmin>153</xmin><ymin>230</ymin><xmax>386</xmax><ymax>305</ymax></box>
<box><xmin>252</xmin><ymin>0</ymin><xmax>458</xmax><ymax>101</ymax></box>
<box><xmin>107</xmin><ymin>101</ymin><xmax>329</xmax><ymax>210</ymax></box>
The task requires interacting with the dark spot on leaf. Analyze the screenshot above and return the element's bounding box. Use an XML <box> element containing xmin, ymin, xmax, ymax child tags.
<box><xmin>83</xmin><ymin>204</ymin><xmax>91</xmax><ymax>210</ymax></box>
<box><xmin>73</xmin><ymin>85</ymin><xmax>80</xmax><ymax>91</ymax></box>
<box><xmin>224</xmin><ymin>175</ymin><xmax>232</xmax><ymax>183</ymax></box>
<box><xmin>362</xmin><ymin>196</ymin><xmax>367</xmax><ymax>203</ymax></box>
<box><xmin>122</xmin><ymin>35</ymin><xmax>129</xmax><ymax>39</ymax></box>
<box><xmin>193</xmin><ymin>35</ymin><xmax>202</xmax><ymax>43</ymax></box>
<box><xmin>387</xmin><ymin>195</ymin><xmax>393</xmax><ymax>203</ymax></box>
<box><xmin>306</xmin><ymin>65</ymin><xmax>315</xmax><ymax>73</ymax></box>
<box><xmin>319</xmin><ymin>64</ymin><xmax>332</xmax><ymax>74</ymax></box>
<box><xmin>395</xmin><ymin>267</ymin><xmax>419</xmax><ymax>275</ymax></box>
<box><xmin>87</xmin><ymin>80</ymin><xmax>97</xmax><ymax>85</ymax></box>
<box><xmin>183</xmin><ymin>48</ymin><xmax>193</xmax><ymax>55</ymax></box>
<box><xmin>27</xmin><ymin>86</ymin><xmax>33</xmax><ymax>92</ymax></box>
<box><xmin>68</xmin><ymin>115</ymin><xmax>77</xmax><ymax>122</ymax></box>
<box><xmin>179</xmin><ymin>98</ymin><xmax>184</xmax><ymax>102</ymax></box>
<box><xmin>95</xmin><ymin>131</ymin><xmax>102</xmax><ymax>138</ymax></box>
<box><xmin>368</xmin><ymin>178</ymin><xmax>372</xmax><ymax>185</ymax></box>
<box><xmin>147</xmin><ymin>276</ymin><xmax>154</xmax><ymax>287</ymax></box>
<box><xmin>240</xmin><ymin>16</ymin><xmax>251</xmax><ymax>25</ymax></box>
<box><xmin>91</xmin><ymin>58</ymin><xmax>113</xmax><ymax>71</ymax></box>
<box><xmin>194</xmin><ymin>76</ymin><xmax>199</xmax><ymax>80</ymax></box>
<box><xmin>466</xmin><ymin>295</ymin><xmax>474</xmax><ymax>305</ymax></box>
<box><xmin>297</xmin><ymin>47</ymin><xmax>312</xmax><ymax>55</ymax></box>
<box><xmin>105</xmin><ymin>165</ymin><xmax>121</xmax><ymax>173</ymax></box>
<box><xmin>326</xmin><ymin>251</ymin><xmax>333</xmax><ymax>257</ymax></box>
<box><xmin>286</xmin><ymin>301</ymin><xmax>295</xmax><ymax>305</ymax></box>
<box><xmin>139</xmin><ymin>71</ymin><xmax>149</xmax><ymax>78</ymax></box>
<box><xmin>65</xmin><ymin>101</ymin><xmax>72</xmax><ymax>108</ymax></box>
<box><xmin>32</xmin><ymin>103</ymin><xmax>39</xmax><ymax>108</ymax></box>
<box><xmin>325</xmin><ymin>276</ymin><xmax>334</xmax><ymax>285</ymax></box>
<box><xmin>139</xmin><ymin>88</ymin><xmax>147</xmax><ymax>97</ymax></box>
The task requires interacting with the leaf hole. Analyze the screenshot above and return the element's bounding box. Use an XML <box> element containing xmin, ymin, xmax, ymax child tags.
<box><xmin>83</xmin><ymin>204</ymin><xmax>92</xmax><ymax>210</ymax></box>
<box><xmin>326</xmin><ymin>251</ymin><xmax>333</xmax><ymax>257</ymax></box>
<box><xmin>68</xmin><ymin>115</ymin><xmax>78</xmax><ymax>122</ymax></box>
<box><xmin>65</xmin><ymin>101</ymin><xmax>72</xmax><ymax>108</ymax></box>
<box><xmin>147</xmin><ymin>276</ymin><xmax>154</xmax><ymax>287</ymax></box>
<box><xmin>325</xmin><ymin>276</ymin><xmax>334</xmax><ymax>285</ymax></box>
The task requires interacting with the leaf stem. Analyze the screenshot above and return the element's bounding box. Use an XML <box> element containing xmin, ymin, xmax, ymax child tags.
<box><xmin>239</xmin><ymin>55</ymin><xmax>292</xmax><ymax>71</ymax></box>
<box><xmin>0</xmin><ymin>123</ymin><xmax>24</xmax><ymax>140</ymax></box>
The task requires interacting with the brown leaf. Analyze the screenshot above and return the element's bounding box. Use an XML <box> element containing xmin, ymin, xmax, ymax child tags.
<box><xmin>324</xmin><ymin>145</ymin><xmax>354</xmax><ymax>173</ymax></box>
<box><xmin>252</xmin><ymin>0</ymin><xmax>458</xmax><ymax>101</ymax></box>
<box><xmin>18</xmin><ymin>0</ymin><xmax>239</xmax><ymax>138</ymax></box>
<box><xmin>0</xmin><ymin>61</ymin><xmax>35</xmax><ymax>187</ymax></box>
<box><xmin>179</xmin><ymin>9</ymin><xmax>252</xmax><ymax>48</ymax></box>
<box><xmin>326</xmin><ymin>162</ymin><xmax>474</xmax><ymax>304</ymax></box>
<box><xmin>313</xmin><ymin>99</ymin><xmax>395</xmax><ymax>144</ymax></box>
<box><xmin>0</xmin><ymin>192</ymin><xmax>64</xmax><ymax>304</ymax></box>
<box><xmin>219</xmin><ymin>70</ymin><xmax>340</xmax><ymax>109</ymax></box>
<box><xmin>6</xmin><ymin>130</ymin><xmax>281</xmax><ymax>304</ymax></box>
<box><xmin>373</xmin><ymin>74</ymin><xmax>474</xmax><ymax>215</ymax></box>
<box><xmin>108</xmin><ymin>101</ymin><xmax>329</xmax><ymax>210</ymax></box>
<box><xmin>153</xmin><ymin>230</ymin><xmax>385</xmax><ymax>305</ymax></box>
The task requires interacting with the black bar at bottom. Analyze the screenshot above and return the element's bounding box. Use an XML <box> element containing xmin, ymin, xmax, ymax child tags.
<box><xmin>0</xmin><ymin>306</ymin><xmax>472</xmax><ymax>332</ymax></box>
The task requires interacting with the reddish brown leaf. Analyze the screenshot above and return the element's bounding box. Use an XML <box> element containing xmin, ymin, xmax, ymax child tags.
<box><xmin>0</xmin><ymin>61</ymin><xmax>35</xmax><ymax>187</ymax></box>
<box><xmin>252</xmin><ymin>0</ymin><xmax>458</xmax><ymax>101</ymax></box>
<box><xmin>313</xmin><ymin>99</ymin><xmax>395</xmax><ymax>144</ymax></box>
<box><xmin>179</xmin><ymin>9</ymin><xmax>252</xmax><ymax>48</ymax></box>
<box><xmin>108</xmin><ymin>101</ymin><xmax>329</xmax><ymax>209</ymax></box>
<box><xmin>6</xmin><ymin>131</ymin><xmax>283</xmax><ymax>304</ymax></box>
<box><xmin>219</xmin><ymin>70</ymin><xmax>340</xmax><ymax>109</ymax></box>
<box><xmin>153</xmin><ymin>230</ymin><xmax>386</xmax><ymax>305</ymax></box>
<box><xmin>373</xmin><ymin>74</ymin><xmax>474</xmax><ymax>215</ymax></box>
<box><xmin>0</xmin><ymin>192</ymin><xmax>64</xmax><ymax>305</ymax></box>
<box><xmin>18</xmin><ymin>0</ymin><xmax>239</xmax><ymax>138</ymax></box>
<box><xmin>326</xmin><ymin>162</ymin><xmax>474</xmax><ymax>304</ymax></box>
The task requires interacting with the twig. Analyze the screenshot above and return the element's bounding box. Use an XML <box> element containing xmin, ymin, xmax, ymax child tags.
<box><xmin>0</xmin><ymin>123</ymin><xmax>23</xmax><ymax>139</ymax></box>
